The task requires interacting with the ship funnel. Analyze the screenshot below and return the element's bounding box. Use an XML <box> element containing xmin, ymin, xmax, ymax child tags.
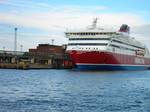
<box><xmin>119</xmin><ymin>24</ymin><xmax>130</xmax><ymax>34</ymax></box>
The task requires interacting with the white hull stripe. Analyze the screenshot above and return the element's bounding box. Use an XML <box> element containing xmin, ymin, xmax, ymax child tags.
<box><xmin>76</xmin><ymin>63</ymin><xmax>150</xmax><ymax>67</ymax></box>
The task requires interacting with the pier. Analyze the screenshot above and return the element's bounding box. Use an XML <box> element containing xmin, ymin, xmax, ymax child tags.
<box><xmin>0</xmin><ymin>44</ymin><xmax>73</xmax><ymax>69</ymax></box>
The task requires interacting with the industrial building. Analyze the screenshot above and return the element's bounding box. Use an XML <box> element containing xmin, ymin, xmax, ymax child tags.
<box><xmin>0</xmin><ymin>44</ymin><xmax>73</xmax><ymax>69</ymax></box>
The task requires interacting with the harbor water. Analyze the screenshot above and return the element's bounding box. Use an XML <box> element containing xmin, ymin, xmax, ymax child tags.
<box><xmin>0</xmin><ymin>69</ymin><xmax>150</xmax><ymax>112</ymax></box>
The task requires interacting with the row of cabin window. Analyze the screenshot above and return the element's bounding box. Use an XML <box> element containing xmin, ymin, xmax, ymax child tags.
<box><xmin>68</xmin><ymin>43</ymin><xmax>107</xmax><ymax>46</ymax></box>
<box><xmin>68</xmin><ymin>43</ymin><xmax>136</xmax><ymax>51</ymax></box>
<box><xmin>68</xmin><ymin>37</ymin><xmax>144</xmax><ymax>50</ymax></box>
<box><xmin>69</xmin><ymin>43</ymin><xmax>136</xmax><ymax>52</ymax></box>
<box><xmin>113</xmin><ymin>39</ymin><xmax>145</xmax><ymax>50</ymax></box>
<box><xmin>68</xmin><ymin>38</ymin><xmax>144</xmax><ymax>50</ymax></box>
<box><xmin>66</xmin><ymin>32</ymin><xmax>117</xmax><ymax>35</ymax></box>
<box><xmin>110</xmin><ymin>44</ymin><xmax>136</xmax><ymax>51</ymax></box>
<box><xmin>69</xmin><ymin>38</ymin><xmax>110</xmax><ymax>40</ymax></box>
<box><xmin>68</xmin><ymin>42</ymin><xmax>140</xmax><ymax>52</ymax></box>
<box><xmin>71</xmin><ymin>47</ymin><xmax>134</xmax><ymax>52</ymax></box>
<box><xmin>72</xmin><ymin>47</ymin><xmax>100</xmax><ymax>50</ymax></box>
<box><xmin>69</xmin><ymin>44</ymin><xmax>134</xmax><ymax>51</ymax></box>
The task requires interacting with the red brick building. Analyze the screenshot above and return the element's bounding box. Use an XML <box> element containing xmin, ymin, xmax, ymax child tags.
<box><xmin>29</xmin><ymin>44</ymin><xmax>66</xmax><ymax>55</ymax></box>
<box><xmin>28</xmin><ymin>44</ymin><xmax>73</xmax><ymax>68</ymax></box>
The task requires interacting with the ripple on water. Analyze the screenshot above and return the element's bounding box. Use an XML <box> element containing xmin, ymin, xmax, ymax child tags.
<box><xmin>0</xmin><ymin>69</ymin><xmax>150</xmax><ymax>112</ymax></box>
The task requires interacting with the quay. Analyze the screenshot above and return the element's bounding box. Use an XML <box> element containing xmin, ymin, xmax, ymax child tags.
<box><xmin>0</xmin><ymin>44</ymin><xmax>73</xmax><ymax>69</ymax></box>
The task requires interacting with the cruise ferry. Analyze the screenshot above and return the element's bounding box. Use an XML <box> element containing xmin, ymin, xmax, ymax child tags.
<box><xmin>65</xmin><ymin>18</ymin><xmax>150</xmax><ymax>70</ymax></box>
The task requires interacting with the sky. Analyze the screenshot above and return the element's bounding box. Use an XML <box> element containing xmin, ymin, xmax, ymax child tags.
<box><xmin>0</xmin><ymin>0</ymin><xmax>150</xmax><ymax>51</ymax></box>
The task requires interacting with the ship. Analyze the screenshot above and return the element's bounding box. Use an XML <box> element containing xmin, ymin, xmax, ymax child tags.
<box><xmin>65</xmin><ymin>18</ymin><xmax>150</xmax><ymax>70</ymax></box>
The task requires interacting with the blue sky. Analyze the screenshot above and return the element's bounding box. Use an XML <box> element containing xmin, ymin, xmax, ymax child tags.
<box><xmin>0</xmin><ymin>0</ymin><xmax>150</xmax><ymax>51</ymax></box>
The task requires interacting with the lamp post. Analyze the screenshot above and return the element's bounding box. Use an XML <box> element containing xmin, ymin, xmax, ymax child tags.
<box><xmin>14</xmin><ymin>27</ymin><xmax>18</xmax><ymax>54</ymax></box>
<box><xmin>51</xmin><ymin>39</ymin><xmax>54</xmax><ymax>45</ymax></box>
<box><xmin>20</xmin><ymin>45</ymin><xmax>23</xmax><ymax>52</ymax></box>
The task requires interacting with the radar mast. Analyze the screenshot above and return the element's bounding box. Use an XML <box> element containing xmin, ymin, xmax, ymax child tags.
<box><xmin>88</xmin><ymin>18</ymin><xmax>98</xmax><ymax>29</ymax></box>
<box><xmin>92</xmin><ymin>18</ymin><xmax>98</xmax><ymax>29</ymax></box>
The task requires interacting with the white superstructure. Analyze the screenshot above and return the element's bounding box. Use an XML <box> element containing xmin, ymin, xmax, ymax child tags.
<box><xmin>66</xmin><ymin>18</ymin><xmax>150</xmax><ymax>58</ymax></box>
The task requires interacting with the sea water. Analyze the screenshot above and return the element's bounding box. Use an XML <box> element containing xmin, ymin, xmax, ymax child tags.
<box><xmin>0</xmin><ymin>69</ymin><xmax>150</xmax><ymax>112</ymax></box>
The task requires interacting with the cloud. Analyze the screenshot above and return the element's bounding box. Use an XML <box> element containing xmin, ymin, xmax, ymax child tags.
<box><xmin>0</xmin><ymin>0</ymin><xmax>107</xmax><ymax>14</ymax></box>
<box><xmin>0</xmin><ymin>0</ymin><xmax>8</xmax><ymax>3</ymax></box>
<box><xmin>132</xmin><ymin>25</ymin><xmax>150</xmax><ymax>36</ymax></box>
<box><xmin>0</xmin><ymin>1</ymin><xmax>150</xmax><ymax>50</ymax></box>
<box><xmin>131</xmin><ymin>25</ymin><xmax>150</xmax><ymax>49</ymax></box>
<box><xmin>0</xmin><ymin>11</ymin><xmax>145</xmax><ymax>31</ymax></box>
<box><xmin>0</xmin><ymin>0</ymin><xmax>146</xmax><ymax>30</ymax></box>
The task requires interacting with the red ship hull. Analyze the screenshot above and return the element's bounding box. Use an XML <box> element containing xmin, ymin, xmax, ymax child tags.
<box><xmin>68</xmin><ymin>51</ymin><xmax>150</xmax><ymax>70</ymax></box>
